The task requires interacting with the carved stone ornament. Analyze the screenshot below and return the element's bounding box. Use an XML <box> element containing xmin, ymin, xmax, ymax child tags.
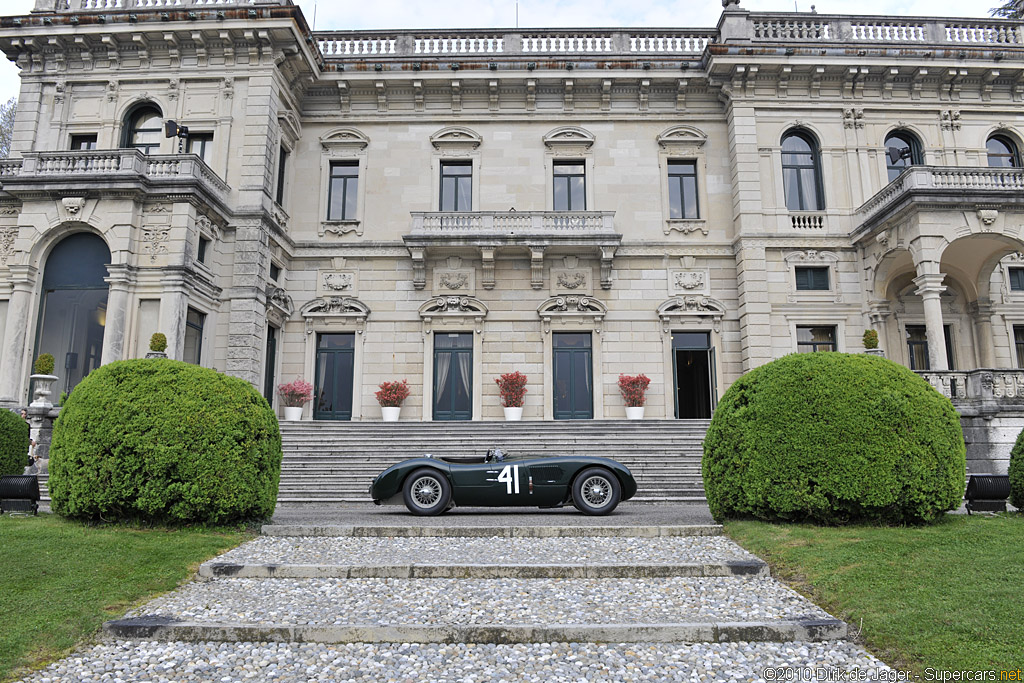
<box><xmin>656</xmin><ymin>125</ymin><xmax>708</xmax><ymax>150</ymax></box>
<box><xmin>433</xmin><ymin>268</ymin><xmax>475</xmax><ymax>294</ymax></box>
<box><xmin>430</xmin><ymin>126</ymin><xmax>483</xmax><ymax>151</ymax></box>
<box><xmin>62</xmin><ymin>197</ymin><xmax>86</xmax><ymax>215</ymax></box>
<box><xmin>977</xmin><ymin>209</ymin><xmax>998</xmax><ymax>227</ymax></box>
<box><xmin>266</xmin><ymin>286</ymin><xmax>294</xmax><ymax>322</ymax></box>
<box><xmin>195</xmin><ymin>213</ymin><xmax>220</xmax><ymax>239</ymax></box>
<box><xmin>657</xmin><ymin>296</ymin><xmax>726</xmax><ymax>333</ymax></box>
<box><xmin>323</xmin><ymin>272</ymin><xmax>353</xmax><ymax>291</ymax></box>
<box><xmin>542</xmin><ymin>125</ymin><xmax>596</xmax><ymax>152</ymax></box>
<box><xmin>940</xmin><ymin>110</ymin><xmax>962</xmax><ymax>130</ymax></box>
<box><xmin>675</xmin><ymin>271</ymin><xmax>705</xmax><ymax>290</ymax></box>
<box><xmin>557</xmin><ymin>272</ymin><xmax>587</xmax><ymax>289</ymax></box>
<box><xmin>0</xmin><ymin>227</ymin><xmax>16</xmax><ymax>266</ymax></box>
<box><xmin>304</xmin><ymin>297</ymin><xmax>365</xmax><ymax>314</ymax></box>
<box><xmin>418</xmin><ymin>295</ymin><xmax>489</xmax><ymax>334</ymax></box>
<box><xmin>537</xmin><ymin>295</ymin><xmax>608</xmax><ymax>334</ymax></box>
<box><xmin>440</xmin><ymin>272</ymin><xmax>469</xmax><ymax>290</ymax></box>
<box><xmin>300</xmin><ymin>296</ymin><xmax>372</xmax><ymax>335</ymax></box>
<box><xmin>320</xmin><ymin>127</ymin><xmax>370</xmax><ymax>153</ymax></box>
<box><xmin>142</xmin><ymin>226</ymin><xmax>170</xmax><ymax>263</ymax></box>
<box><xmin>843</xmin><ymin>108</ymin><xmax>865</xmax><ymax>129</ymax></box>
<box><xmin>665</xmin><ymin>220</ymin><xmax>709</xmax><ymax>236</ymax></box>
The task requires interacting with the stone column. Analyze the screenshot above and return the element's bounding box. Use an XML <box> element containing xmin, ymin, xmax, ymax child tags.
<box><xmin>100</xmin><ymin>264</ymin><xmax>133</xmax><ymax>366</ymax></box>
<box><xmin>972</xmin><ymin>300</ymin><xmax>996</xmax><ymax>368</ymax></box>
<box><xmin>913</xmin><ymin>272</ymin><xmax>949</xmax><ymax>371</ymax></box>
<box><xmin>0</xmin><ymin>266</ymin><xmax>38</xmax><ymax>404</ymax></box>
<box><xmin>225</xmin><ymin>218</ymin><xmax>269</xmax><ymax>387</ymax></box>
<box><xmin>159</xmin><ymin>269</ymin><xmax>190</xmax><ymax>361</ymax></box>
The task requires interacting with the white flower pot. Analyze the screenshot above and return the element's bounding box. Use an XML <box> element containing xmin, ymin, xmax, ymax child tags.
<box><xmin>503</xmin><ymin>406</ymin><xmax>523</xmax><ymax>421</ymax></box>
<box><xmin>625</xmin><ymin>406</ymin><xmax>645</xmax><ymax>420</ymax></box>
<box><xmin>381</xmin><ymin>406</ymin><xmax>401</xmax><ymax>422</ymax></box>
<box><xmin>283</xmin><ymin>406</ymin><xmax>303</xmax><ymax>421</ymax></box>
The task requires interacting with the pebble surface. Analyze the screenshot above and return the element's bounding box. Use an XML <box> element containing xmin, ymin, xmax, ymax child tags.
<box><xmin>210</xmin><ymin>535</ymin><xmax>758</xmax><ymax>567</ymax></box>
<box><xmin>14</xmin><ymin>640</ymin><xmax>893</xmax><ymax>683</ymax></box>
<box><xmin>127</xmin><ymin>576</ymin><xmax>829</xmax><ymax>625</ymax></box>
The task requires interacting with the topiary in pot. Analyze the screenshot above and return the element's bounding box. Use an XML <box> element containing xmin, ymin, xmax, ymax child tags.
<box><xmin>49</xmin><ymin>358</ymin><xmax>282</xmax><ymax>525</ymax></box>
<box><xmin>702</xmin><ymin>352</ymin><xmax>965</xmax><ymax>525</ymax></box>
<box><xmin>33</xmin><ymin>353</ymin><xmax>55</xmax><ymax>376</ymax></box>
<box><xmin>0</xmin><ymin>409</ymin><xmax>30</xmax><ymax>476</ymax></box>
<box><xmin>149</xmin><ymin>333</ymin><xmax>168</xmax><ymax>353</ymax></box>
<box><xmin>1009</xmin><ymin>428</ymin><xmax>1024</xmax><ymax>510</ymax></box>
<box><xmin>862</xmin><ymin>329</ymin><xmax>879</xmax><ymax>350</ymax></box>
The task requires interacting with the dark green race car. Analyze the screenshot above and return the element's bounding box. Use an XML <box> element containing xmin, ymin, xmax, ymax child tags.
<box><xmin>369</xmin><ymin>448</ymin><xmax>637</xmax><ymax>516</ymax></box>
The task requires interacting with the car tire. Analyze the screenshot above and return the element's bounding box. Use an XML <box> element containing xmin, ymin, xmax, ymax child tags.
<box><xmin>571</xmin><ymin>467</ymin><xmax>622</xmax><ymax>516</ymax></box>
<box><xmin>402</xmin><ymin>468</ymin><xmax>452</xmax><ymax>516</ymax></box>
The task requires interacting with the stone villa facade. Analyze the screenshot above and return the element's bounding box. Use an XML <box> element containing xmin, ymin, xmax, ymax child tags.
<box><xmin>2</xmin><ymin>0</ymin><xmax>1024</xmax><ymax>472</ymax></box>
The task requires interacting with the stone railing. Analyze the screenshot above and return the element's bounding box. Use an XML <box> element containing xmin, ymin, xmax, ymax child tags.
<box><xmin>857</xmin><ymin>166</ymin><xmax>1024</xmax><ymax>222</ymax></box>
<box><xmin>410</xmin><ymin>211</ymin><xmax>616</xmax><ymax>235</ymax></box>
<box><xmin>0</xmin><ymin>150</ymin><xmax>229</xmax><ymax>202</ymax></box>
<box><xmin>32</xmin><ymin>0</ymin><xmax>286</xmax><ymax>10</ymax></box>
<box><xmin>745</xmin><ymin>13</ymin><xmax>1022</xmax><ymax>45</ymax></box>
<box><xmin>917</xmin><ymin>369</ymin><xmax>1024</xmax><ymax>402</ymax></box>
<box><xmin>790</xmin><ymin>212</ymin><xmax>825</xmax><ymax>230</ymax></box>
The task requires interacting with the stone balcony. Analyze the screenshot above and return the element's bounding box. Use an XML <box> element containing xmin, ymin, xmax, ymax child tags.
<box><xmin>0</xmin><ymin>150</ymin><xmax>231</xmax><ymax>211</ymax></box>
<box><xmin>917</xmin><ymin>369</ymin><xmax>1024</xmax><ymax>403</ymax></box>
<box><xmin>404</xmin><ymin>210</ymin><xmax>621</xmax><ymax>292</ymax></box>
<box><xmin>31</xmin><ymin>0</ymin><xmax>287</xmax><ymax>10</ymax></box>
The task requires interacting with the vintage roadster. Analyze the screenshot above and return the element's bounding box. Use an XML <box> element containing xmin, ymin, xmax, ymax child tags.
<box><xmin>369</xmin><ymin>449</ymin><xmax>637</xmax><ymax>516</ymax></box>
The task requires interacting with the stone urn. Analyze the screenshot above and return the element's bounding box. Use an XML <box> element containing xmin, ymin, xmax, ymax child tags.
<box><xmin>625</xmin><ymin>406</ymin><xmax>645</xmax><ymax>420</ymax></box>
<box><xmin>503</xmin><ymin>406</ymin><xmax>523</xmax><ymax>421</ymax></box>
<box><xmin>145</xmin><ymin>351</ymin><xmax>168</xmax><ymax>359</ymax></box>
<box><xmin>381</xmin><ymin>406</ymin><xmax>401</xmax><ymax>422</ymax></box>
<box><xmin>864</xmin><ymin>349</ymin><xmax>886</xmax><ymax>358</ymax></box>
<box><xmin>29</xmin><ymin>374</ymin><xmax>59</xmax><ymax>409</ymax></box>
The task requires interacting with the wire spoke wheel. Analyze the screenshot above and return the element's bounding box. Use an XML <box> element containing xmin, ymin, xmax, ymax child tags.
<box><xmin>402</xmin><ymin>468</ymin><xmax>452</xmax><ymax>516</ymax></box>
<box><xmin>410</xmin><ymin>476</ymin><xmax>442</xmax><ymax>508</ymax></box>
<box><xmin>581</xmin><ymin>475</ymin><xmax>611</xmax><ymax>507</ymax></box>
<box><xmin>572</xmin><ymin>467</ymin><xmax>622</xmax><ymax>516</ymax></box>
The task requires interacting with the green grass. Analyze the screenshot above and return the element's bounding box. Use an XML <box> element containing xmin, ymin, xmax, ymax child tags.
<box><xmin>726</xmin><ymin>514</ymin><xmax>1024</xmax><ymax>673</ymax></box>
<box><xmin>0</xmin><ymin>513</ymin><xmax>252</xmax><ymax>682</ymax></box>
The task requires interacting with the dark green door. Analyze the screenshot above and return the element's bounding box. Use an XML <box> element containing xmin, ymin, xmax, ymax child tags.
<box><xmin>672</xmin><ymin>331</ymin><xmax>715</xmax><ymax>419</ymax></box>
<box><xmin>262</xmin><ymin>325</ymin><xmax>278</xmax><ymax>404</ymax></box>
<box><xmin>553</xmin><ymin>332</ymin><xmax>593</xmax><ymax>420</ymax></box>
<box><xmin>434</xmin><ymin>332</ymin><xmax>473</xmax><ymax>421</ymax></box>
<box><xmin>314</xmin><ymin>333</ymin><xmax>355</xmax><ymax>420</ymax></box>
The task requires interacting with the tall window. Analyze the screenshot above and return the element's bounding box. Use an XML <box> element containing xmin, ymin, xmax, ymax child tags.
<box><xmin>183</xmin><ymin>308</ymin><xmax>205</xmax><ymax>365</ymax></box>
<box><xmin>781</xmin><ymin>131</ymin><xmax>823</xmax><ymax>211</ymax></box>
<box><xmin>327</xmin><ymin>161</ymin><xmax>359</xmax><ymax>221</ymax></box>
<box><xmin>553</xmin><ymin>160</ymin><xmax>586</xmax><ymax>211</ymax></box>
<box><xmin>70</xmin><ymin>134</ymin><xmax>98</xmax><ymax>151</ymax></box>
<box><xmin>440</xmin><ymin>161</ymin><xmax>472</xmax><ymax>211</ymax></box>
<box><xmin>795</xmin><ymin>266</ymin><xmax>830</xmax><ymax>291</ymax></box>
<box><xmin>987</xmin><ymin>135</ymin><xmax>1020</xmax><ymax>168</ymax></box>
<box><xmin>123</xmin><ymin>105</ymin><xmax>163</xmax><ymax>155</ymax></box>
<box><xmin>1010</xmin><ymin>267</ymin><xmax>1024</xmax><ymax>292</ymax></box>
<box><xmin>884</xmin><ymin>131</ymin><xmax>922</xmax><ymax>182</ymax></box>
<box><xmin>796</xmin><ymin>326</ymin><xmax>836</xmax><ymax>352</ymax></box>
<box><xmin>906</xmin><ymin>325</ymin><xmax>955</xmax><ymax>371</ymax></box>
<box><xmin>275</xmin><ymin>148</ymin><xmax>289</xmax><ymax>205</ymax></box>
<box><xmin>1015</xmin><ymin>326</ymin><xmax>1024</xmax><ymax>369</ymax></box>
<box><xmin>667</xmin><ymin>160</ymin><xmax>699</xmax><ymax>219</ymax></box>
<box><xmin>187</xmin><ymin>133</ymin><xmax>214</xmax><ymax>163</ymax></box>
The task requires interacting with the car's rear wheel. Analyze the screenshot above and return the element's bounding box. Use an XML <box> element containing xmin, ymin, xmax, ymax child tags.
<box><xmin>572</xmin><ymin>467</ymin><xmax>622</xmax><ymax>516</ymax></box>
<box><xmin>402</xmin><ymin>468</ymin><xmax>452</xmax><ymax>516</ymax></box>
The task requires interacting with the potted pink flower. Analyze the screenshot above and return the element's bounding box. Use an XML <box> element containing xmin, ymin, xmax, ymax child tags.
<box><xmin>375</xmin><ymin>379</ymin><xmax>410</xmax><ymax>422</ymax></box>
<box><xmin>495</xmin><ymin>371</ymin><xmax>528</xmax><ymax>421</ymax></box>
<box><xmin>277</xmin><ymin>379</ymin><xmax>313</xmax><ymax>421</ymax></box>
<box><xmin>618</xmin><ymin>373</ymin><xmax>651</xmax><ymax>420</ymax></box>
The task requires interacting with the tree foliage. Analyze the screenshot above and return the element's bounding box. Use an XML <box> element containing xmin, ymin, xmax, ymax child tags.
<box><xmin>0</xmin><ymin>98</ymin><xmax>15</xmax><ymax>159</ymax></box>
<box><xmin>991</xmin><ymin>1</ymin><xmax>1024</xmax><ymax>18</ymax></box>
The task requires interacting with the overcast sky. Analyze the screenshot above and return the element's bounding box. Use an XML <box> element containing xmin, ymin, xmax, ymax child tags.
<box><xmin>0</xmin><ymin>0</ymin><xmax>996</xmax><ymax>104</ymax></box>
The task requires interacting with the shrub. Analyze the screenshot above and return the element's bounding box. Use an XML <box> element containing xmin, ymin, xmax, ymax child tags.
<box><xmin>149</xmin><ymin>333</ymin><xmax>168</xmax><ymax>352</ymax></box>
<box><xmin>1009</xmin><ymin>430</ymin><xmax>1024</xmax><ymax>510</ymax></box>
<box><xmin>862</xmin><ymin>329</ymin><xmax>879</xmax><ymax>350</ymax></box>
<box><xmin>33</xmin><ymin>353</ymin><xmax>55</xmax><ymax>375</ymax></box>
<box><xmin>618</xmin><ymin>374</ymin><xmax>651</xmax><ymax>407</ymax></box>
<box><xmin>0</xmin><ymin>409</ymin><xmax>30</xmax><ymax>476</ymax></box>
<box><xmin>702</xmin><ymin>353</ymin><xmax>965</xmax><ymax>525</ymax></box>
<box><xmin>49</xmin><ymin>359</ymin><xmax>281</xmax><ymax>525</ymax></box>
<box><xmin>375</xmin><ymin>379</ymin><xmax>410</xmax><ymax>407</ymax></box>
<box><xmin>277</xmin><ymin>379</ymin><xmax>313</xmax><ymax>408</ymax></box>
<box><xmin>495</xmin><ymin>371</ymin><xmax>528</xmax><ymax>408</ymax></box>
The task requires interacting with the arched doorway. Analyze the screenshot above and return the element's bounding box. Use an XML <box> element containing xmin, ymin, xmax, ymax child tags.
<box><xmin>34</xmin><ymin>233</ymin><xmax>111</xmax><ymax>394</ymax></box>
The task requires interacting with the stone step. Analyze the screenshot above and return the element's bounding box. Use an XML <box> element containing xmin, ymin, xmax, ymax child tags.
<box><xmin>260</xmin><ymin>524</ymin><xmax>724</xmax><ymax>537</ymax></box>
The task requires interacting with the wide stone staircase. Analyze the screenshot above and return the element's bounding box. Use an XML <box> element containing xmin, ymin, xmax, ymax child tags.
<box><xmin>278</xmin><ymin>419</ymin><xmax>710</xmax><ymax>504</ymax></box>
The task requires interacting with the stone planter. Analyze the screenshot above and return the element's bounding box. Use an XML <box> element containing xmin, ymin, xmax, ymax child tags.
<box><xmin>503</xmin><ymin>406</ymin><xmax>523</xmax><ymax>421</ymax></box>
<box><xmin>145</xmin><ymin>351</ymin><xmax>168</xmax><ymax>359</ymax></box>
<box><xmin>381</xmin><ymin>406</ymin><xmax>401</xmax><ymax>422</ymax></box>
<box><xmin>864</xmin><ymin>349</ymin><xmax>885</xmax><ymax>358</ymax></box>
<box><xmin>625</xmin><ymin>406</ymin><xmax>645</xmax><ymax>420</ymax></box>
<box><xmin>283</xmin><ymin>406</ymin><xmax>303</xmax><ymax>421</ymax></box>
<box><xmin>29</xmin><ymin>374</ymin><xmax>59</xmax><ymax>409</ymax></box>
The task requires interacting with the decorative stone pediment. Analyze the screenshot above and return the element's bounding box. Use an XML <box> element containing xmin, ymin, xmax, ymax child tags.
<box><xmin>320</xmin><ymin>127</ymin><xmax>370</xmax><ymax>153</ymax></box>
<box><xmin>537</xmin><ymin>295</ymin><xmax>607</xmax><ymax>334</ymax></box>
<box><xmin>419</xmin><ymin>295</ymin><xmax>489</xmax><ymax>334</ymax></box>
<box><xmin>657</xmin><ymin>296</ymin><xmax>726</xmax><ymax>333</ymax></box>
<box><xmin>301</xmin><ymin>296</ymin><xmax>371</xmax><ymax>334</ymax></box>
<box><xmin>430</xmin><ymin>126</ymin><xmax>482</xmax><ymax>152</ymax></box>
<box><xmin>266</xmin><ymin>286</ymin><xmax>293</xmax><ymax>327</ymax></box>
<box><xmin>783</xmin><ymin>250</ymin><xmax>839</xmax><ymax>265</ymax></box>
<box><xmin>195</xmin><ymin>213</ymin><xmax>221</xmax><ymax>240</ymax></box>
<box><xmin>656</xmin><ymin>125</ymin><xmax>708</xmax><ymax>150</ymax></box>
<box><xmin>278</xmin><ymin>110</ymin><xmax>302</xmax><ymax>145</ymax></box>
<box><xmin>543</xmin><ymin>126</ymin><xmax>596</xmax><ymax>153</ymax></box>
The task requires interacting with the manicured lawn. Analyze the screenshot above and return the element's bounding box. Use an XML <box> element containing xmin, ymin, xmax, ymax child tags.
<box><xmin>726</xmin><ymin>514</ymin><xmax>1024</xmax><ymax>673</ymax></box>
<box><xmin>0</xmin><ymin>513</ymin><xmax>252</xmax><ymax>683</ymax></box>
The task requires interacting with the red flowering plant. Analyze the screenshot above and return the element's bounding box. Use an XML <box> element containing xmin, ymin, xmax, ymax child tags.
<box><xmin>495</xmin><ymin>371</ymin><xmax>528</xmax><ymax>408</ymax></box>
<box><xmin>375</xmin><ymin>379</ymin><xmax>411</xmax><ymax>407</ymax></box>
<box><xmin>618</xmin><ymin>373</ymin><xmax>651</xmax><ymax>408</ymax></box>
<box><xmin>277</xmin><ymin>379</ymin><xmax>314</xmax><ymax>408</ymax></box>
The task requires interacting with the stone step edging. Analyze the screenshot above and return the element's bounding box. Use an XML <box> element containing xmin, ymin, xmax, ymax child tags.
<box><xmin>260</xmin><ymin>524</ymin><xmax>724</xmax><ymax>537</ymax></box>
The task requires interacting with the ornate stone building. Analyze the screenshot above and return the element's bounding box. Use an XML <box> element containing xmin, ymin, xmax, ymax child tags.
<box><xmin>2</xmin><ymin>0</ymin><xmax>1024</xmax><ymax>472</ymax></box>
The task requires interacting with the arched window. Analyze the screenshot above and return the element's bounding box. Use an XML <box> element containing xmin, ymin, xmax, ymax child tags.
<box><xmin>122</xmin><ymin>104</ymin><xmax>163</xmax><ymax>155</ymax></box>
<box><xmin>987</xmin><ymin>134</ymin><xmax>1020</xmax><ymax>168</ymax></box>
<box><xmin>781</xmin><ymin>130</ymin><xmax>823</xmax><ymax>211</ymax></box>
<box><xmin>884</xmin><ymin>131</ymin><xmax>922</xmax><ymax>182</ymax></box>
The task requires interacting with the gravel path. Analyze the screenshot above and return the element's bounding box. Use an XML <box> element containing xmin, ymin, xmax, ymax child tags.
<box><xmin>127</xmin><ymin>576</ymin><xmax>829</xmax><ymax>625</ymax></box>
<box><xmin>14</xmin><ymin>640</ymin><xmax>893</xmax><ymax>683</ymax></box>
<box><xmin>211</xmin><ymin>535</ymin><xmax>758</xmax><ymax>567</ymax></box>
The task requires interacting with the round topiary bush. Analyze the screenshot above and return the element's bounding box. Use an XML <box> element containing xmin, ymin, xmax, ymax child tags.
<box><xmin>0</xmin><ymin>409</ymin><xmax>30</xmax><ymax>476</ymax></box>
<box><xmin>34</xmin><ymin>353</ymin><xmax>55</xmax><ymax>375</ymax></box>
<box><xmin>149</xmin><ymin>333</ymin><xmax>167</xmax><ymax>353</ymax></box>
<box><xmin>702</xmin><ymin>353</ymin><xmax>965</xmax><ymax>525</ymax></box>
<box><xmin>1009</xmin><ymin>430</ymin><xmax>1024</xmax><ymax>510</ymax></box>
<box><xmin>49</xmin><ymin>359</ymin><xmax>281</xmax><ymax>524</ymax></box>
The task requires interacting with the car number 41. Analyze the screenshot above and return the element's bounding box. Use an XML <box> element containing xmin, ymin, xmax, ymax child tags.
<box><xmin>497</xmin><ymin>465</ymin><xmax>520</xmax><ymax>494</ymax></box>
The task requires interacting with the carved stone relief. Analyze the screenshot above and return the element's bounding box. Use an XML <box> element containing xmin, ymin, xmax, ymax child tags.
<box><xmin>0</xmin><ymin>227</ymin><xmax>17</xmax><ymax>266</ymax></box>
<box><xmin>550</xmin><ymin>268</ymin><xmax>592</xmax><ymax>295</ymax></box>
<box><xmin>433</xmin><ymin>268</ymin><xmax>476</xmax><ymax>295</ymax></box>
<box><xmin>668</xmin><ymin>269</ymin><xmax>710</xmax><ymax>296</ymax></box>
<box><xmin>141</xmin><ymin>226</ymin><xmax>170</xmax><ymax>263</ymax></box>
<box><xmin>317</xmin><ymin>270</ymin><xmax>359</xmax><ymax>297</ymax></box>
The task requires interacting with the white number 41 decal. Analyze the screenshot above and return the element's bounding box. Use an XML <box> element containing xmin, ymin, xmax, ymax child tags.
<box><xmin>497</xmin><ymin>465</ymin><xmax>520</xmax><ymax>494</ymax></box>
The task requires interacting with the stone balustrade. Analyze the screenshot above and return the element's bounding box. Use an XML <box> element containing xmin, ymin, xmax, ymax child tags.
<box><xmin>857</xmin><ymin>166</ymin><xmax>1024</xmax><ymax>223</ymax></box>
<box><xmin>917</xmin><ymin>369</ymin><xmax>1024</xmax><ymax>403</ymax></box>
<box><xmin>410</xmin><ymin>211</ymin><xmax>616</xmax><ymax>236</ymax></box>
<box><xmin>33</xmin><ymin>0</ymin><xmax>285</xmax><ymax>10</ymax></box>
<box><xmin>745</xmin><ymin>14</ymin><xmax>1021</xmax><ymax>45</ymax></box>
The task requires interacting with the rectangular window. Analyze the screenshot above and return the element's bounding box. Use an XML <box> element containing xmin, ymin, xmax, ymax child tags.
<box><xmin>269</xmin><ymin>263</ymin><xmax>281</xmax><ymax>282</ymax></box>
<box><xmin>183</xmin><ymin>308</ymin><xmax>205</xmax><ymax>365</ymax></box>
<box><xmin>794</xmin><ymin>266</ymin><xmax>830</xmax><ymax>291</ymax></box>
<box><xmin>553</xmin><ymin>161</ymin><xmax>586</xmax><ymax>211</ymax></box>
<box><xmin>440</xmin><ymin>161</ymin><xmax>472</xmax><ymax>212</ymax></box>
<box><xmin>275</xmin><ymin>148</ymin><xmax>288</xmax><ymax>206</ymax></box>
<box><xmin>1016</xmin><ymin>326</ymin><xmax>1024</xmax><ymax>369</ymax></box>
<box><xmin>187</xmin><ymin>133</ymin><xmax>214</xmax><ymax>163</ymax></box>
<box><xmin>796</xmin><ymin>326</ymin><xmax>836</xmax><ymax>352</ymax></box>
<box><xmin>197</xmin><ymin>237</ymin><xmax>210</xmax><ymax>264</ymax></box>
<box><xmin>906</xmin><ymin>325</ymin><xmax>955</xmax><ymax>371</ymax></box>
<box><xmin>667</xmin><ymin>160</ymin><xmax>698</xmax><ymax>219</ymax></box>
<box><xmin>1010</xmin><ymin>267</ymin><xmax>1024</xmax><ymax>292</ymax></box>
<box><xmin>327</xmin><ymin>161</ymin><xmax>359</xmax><ymax>220</ymax></box>
<box><xmin>70</xmin><ymin>134</ymin><xmax>98</xmax><ymax>151</ymax></box>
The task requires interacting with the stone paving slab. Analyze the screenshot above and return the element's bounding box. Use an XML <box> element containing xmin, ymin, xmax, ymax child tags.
<box><xmin>261</xmin><ymin>524</ymin><xmax>723</xmax><ymax>538</ymax></box>
<box><xmin>14</xmin><ymin>640</ymin><xmax>893</xmax><ymax>683</ymax></box>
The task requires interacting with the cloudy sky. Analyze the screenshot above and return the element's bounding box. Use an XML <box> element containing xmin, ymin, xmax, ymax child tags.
<box><xmin>0</xmin><ymin>0</ymin><xmax>996</xmax><ymax>104</ymax></box>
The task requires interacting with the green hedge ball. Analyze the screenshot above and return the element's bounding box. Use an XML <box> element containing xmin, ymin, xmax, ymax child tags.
<box><xmin>49</xmin><ymin>359</ymin><xmax>282</xmax><ymax>525</ymax></box>
<box><xmin>702</xmin><ymin>352</ymin><xmax>965</xmax><ymax>525</ymax></box>
<box><xmin>0</xmin><ymin>408</ymin><xmax>30</xmax><ymax>476</ymax></box>
<box><xmin>1009</xmin><ymin>430</ymin><xmax>1024</xmax><ymax>510</ymax></box>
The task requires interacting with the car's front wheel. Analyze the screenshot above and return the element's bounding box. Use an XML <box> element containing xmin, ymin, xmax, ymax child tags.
<box><xmin>402</xmin><ymin>468</ymin><xmax>452</xmax><ymax>516</ymax></box>
<box><xmin>572</xmin><ymin>467</ymin><xmax>622</xmax><ymax>516</ymax></box>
